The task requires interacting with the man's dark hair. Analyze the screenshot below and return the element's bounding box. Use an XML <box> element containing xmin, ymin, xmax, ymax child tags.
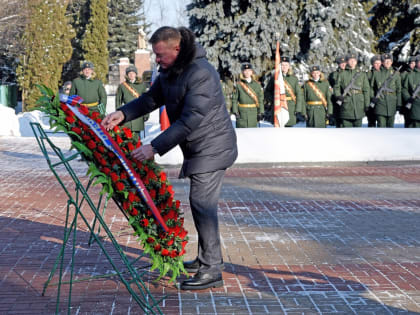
<box><xmin>149</xmin><ymin>26</ymin><xmax>181</xmax><ymax>44</ymax></box>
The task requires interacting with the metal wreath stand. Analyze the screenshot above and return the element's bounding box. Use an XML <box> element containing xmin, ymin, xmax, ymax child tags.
<box><xmin>30</xmin><ymin>122</ymin><xmax>165</xmax><ymax>314</ymax></box>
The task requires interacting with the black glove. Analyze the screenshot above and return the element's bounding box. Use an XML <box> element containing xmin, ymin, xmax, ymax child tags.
<box><xmin>371</xmin><ymin>97</ymin><xmax>380</xmax><ymax>105</ymax></box>
<box><xmin>336</xmin><ymin>96</ymin><xmax>344</xmax><ymax>102</ymax></box>
<box><xmin>328</xmin><ymin>115</ymin><xmax>336</xmax><ymax>126</ymax></box>
<box><xmin>234</xmin><ymin>113</ymin><xmax>240</xmax><ymax>120</ymax></box>
<box><xmin>296</xmin><ymin>112</ymin><xmax>306</xmax><ymax>122</ymax></box>
<box><xmin>408</xmin><ymin>98</ymin><xmax>415</xmax><ymax>104</ymax></box>
<box><xmin>257</xmin><ymin>113</ymin><xmax>263</xmax><ymax>121</ymax></box>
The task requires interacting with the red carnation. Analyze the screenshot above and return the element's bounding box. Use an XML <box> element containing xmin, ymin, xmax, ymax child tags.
<box><xmin>182</xmin><ymin>241</ymin><xmax>188</xmax><ymax>250</ymax></box>
<box><xmin>78</xmin><ymin>105</ymin><xmax>89</xmax><ymax>115</ymax></box>
<box><xmin>82</xmin><ymin>135</ymin><xmax>90</xmax><ymax>142</ymax></box>
<box><xmin>147</xmin><ymin>210</ymin><xmax>152</xmax><ymax>217</ymax></box>
<box><xmin>123</xmin><ymin>127</ymin><xmax>133</xmax><ymax>139</ymax></box>
<box><xmin>167</xmin><ymin>238</ymin><xmax>174</xmax><ymax>246</ymax></box>
<box><xmin>113</xmin><ymin>126</ymin><xmax>121</xmax><ymax>133</ymax></box>
<box><xmin>179</xmin><ymin>229</ymin><xmax>188</xmax><ymax>239</ymax></box>
<box><xmin>110</xmin><ymin>172</ymin><xmax>119</xmax><ymax>182</ymax></box>
<box><xmin>154</xmin><ymin>244</ymin><xmax>161</xmax><ymax>252</ymax></box>
<box><xmin>120</xmin><ymin>172</ymin><xmax>127</xmax><ymax>180</ymax></box>
<box><xmin>91</xmin><ymin>112</ymin><xmax>100</xmax><ymax>120</ymax></box>
<box><xmin>87</xmin><ymin>140</ymin><xmax>96</xmax><ymax>150</ymax></box>
<box><xmin>101</xmin><ymin>167</ymin><xmax>111</xmax><ymax>175</ymax></box>
<box><xmin>71</xmin><ymin>127</ymin><xmax>82</xmax><ymax>135</ymax></box>
<box><xmin>168</xmin><ymin>185</ymin><xmax>174</xmax><ymax>197</ymax></box>
<box><xmin>127</xmin><ymin>142</ymin><xmax>135</xmax><ymax>151</ymax></box>
<box><xmin>141</xmin><ymin>218</ymin><xmax>149</xmax><ymax>227</ymax></box>
<box><xmin>60</xmin><ymin>103</ymin><xmax>68</xmax><ymax>111</ymax></box>
<box><xmin>131</xmin><ymin>208</ymin><xmax>138</xmax><ymax>216</ymax></box>
<box><xmin>99</xmin><ymin>158</ymin><xmax>107</xmax><ymax>166</ymax></box>
<box><xmin>161</xmin><ymin>249</ymin><xmax>170</xmax><ymax>256</ymax></box>
<box><xmin>97</xmin><ymin>145</ymin><xmax>105</xmax><ymax>153</ymax></box>
<box><xmin>179</xmin><ymin>249</ymin><xmax>186</xmax><ymax>256</ymax></box>
<box><xmin>136</xmin><ymin>141</ymin><xmax>141</xmax><ymax>148</ymax></box>
<box><xmin>147</xmin><ymin>237</ymin><xmax>155</xmax><ymax>244</ymax></box>
<box><xmin>116</xmin><ymin>135</ymin><xmax>123</xmax><ymax>145</ymax></box>
<box><xmin>116</xmin><ymin>182</ymin><xmax>125</xmax><ymax>191</ymax></box>
<box><xmin>128</xmin><ymin>192</ymin><xmax>136</xmax><ymax>203</ymax></box>
<box><xmin>122</xmin><ymin>201</ymin><xmax>130</xmax><ymax>211</ymax></box>
<box><xmin>149</xmin><ymin>190</ymin><xmax>156</xmax><ymax>199</ymax></box>
<box><xmin>160</xmin><ymin>172</ymin><xmax>167</xmax><ymax>182</ymax></box>
<box><xmin>65</xmin><ymin>116</ymin><xmax>76</xmax><ymax>124</ymax></box>
<box><xmin>108</xmin><ymin>152</ymin><xmax>114</xmax><ymax>158</ymax></box>
<box><xmin>176</xmin><ymin>200</ymin><xmax>181</xmax><ymax>208</ymax></box>
<box><xmin>170</xmin><ymin>250</ymin><xmax>178</xmax><ymax>258</ymax></box>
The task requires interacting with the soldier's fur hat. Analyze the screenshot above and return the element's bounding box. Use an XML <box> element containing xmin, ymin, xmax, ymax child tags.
<box><xmin>81</xmin><ymin>61</ymin><xmax>94</xmax><ymax>70</ymax></box>
<box><xmin>241</xmin><ymin>62</ymin><xmax>253</xmax><ymax>71</ymax></box>
<box><xmin>381</xmin><ymin>53</ymin><xmax>393</xmax><ymax>62</ymax></box>
<box><xmin>125</xmin><ymin>65</ymin><xmax>138</xmax><ymax>75</ymax></box>
<box><xmin>409</xmin><ymin>56</ymin><xmax>417</xmax><ymax>63</ymax></box>
<box><xmin>310</xmin><ymin>65</ymin><xmax>321</xmax><ymax>72</ymax></box>
<box><xmin>370</xmin><ymin>55</ymin><xmax>381</xmax><ymax>64</ymax></box>
<box><xmin>416</xmin><ymin>55</ymin><xmax>420</xmax><ymax>62</ymax></box>
<box><xmin>345</xmin><ymin>53</ymin><xmax>358</xmax><ymax>61</ymax></box>
<box><xmin>335</xmin><ymin>56</ymin><xmax>346</xmax><ymax>64</ymax></box>
<box><xmin>281</xmin><ymin>56</ymin><xmax>290</xmax><ymax>63</ymax></box>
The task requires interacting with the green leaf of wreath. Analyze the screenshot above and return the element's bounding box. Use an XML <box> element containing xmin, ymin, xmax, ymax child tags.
<box><xmin>72</xmin><ymin>141</ymin><xmax>93</xmax><ymax>158</ymax></box>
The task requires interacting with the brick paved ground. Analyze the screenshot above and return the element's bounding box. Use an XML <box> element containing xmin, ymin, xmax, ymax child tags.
<box><xmin>1</xmin><ymin>136</ymin><xmax>420</xmax><ymax>314</ymax></box>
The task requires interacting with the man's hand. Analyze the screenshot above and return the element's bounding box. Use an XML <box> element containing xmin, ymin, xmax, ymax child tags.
<box><xmin>101</xmin><ymin>111</ymin><xmax>124</xmax><ymax>130</ymax></box>
<box><xmin>130</xmin><ymin>144</ymin><xmax>155</xmax><ymax>161</ymax></box>
<box><xmin>257</xmin><ymin>113</ymin><xmax>263</xmax><ymax>121</ymax></box>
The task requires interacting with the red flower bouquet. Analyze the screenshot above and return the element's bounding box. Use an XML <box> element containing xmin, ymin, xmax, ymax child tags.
<box><xmin>37</xmin><ymin>85</ymin><xmax>188</xmax><ymax>282</ymax></box>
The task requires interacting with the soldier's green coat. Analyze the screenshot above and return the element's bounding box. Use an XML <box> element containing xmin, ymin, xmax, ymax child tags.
<box><xmin>70</xmin><ymin>74</ymin><xmax>107</xmax><ymax>105</ymax></box>
<box><xmin>232</xmin><ymin>76</ymin><xmax>264</xmax><ymax>128</ymax></box>
<box><xmin>370</xmin><ymin>67</ymin><xmax>402</xmax><ymax>117</ymax></box>
<box><xmin>116</xmin><ymin>78</ymin><xmax>149</xmax><ymax>132</ymax></box>
<box><xmin>402</xmin><ymin>68</ymin><xmax>420</xmax><ymax>124</ymax></box>
<box><xmin>333</xmin><ymin>67</ymin><xmax>370</xmax><ymax>120</ymax></box>
<box><xmin>302</xmin><ymin>77</ymin><xmax>333</xmax><ymax>128</ymax></box>
<box><xmin>265</xmin><ymin>73</ymin><xmax>304</xmax><ymax>126</ymax></box>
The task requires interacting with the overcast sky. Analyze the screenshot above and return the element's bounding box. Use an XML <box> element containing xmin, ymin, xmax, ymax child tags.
<box><xmin>143</xmin><ymin>0</ymin><xmax>190</xmax><ymax>35</ymax></box>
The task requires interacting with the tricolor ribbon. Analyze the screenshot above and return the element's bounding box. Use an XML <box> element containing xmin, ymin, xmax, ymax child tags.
<box><xmin>60</xmin><ymin>94</ymin><xmax>169</xmax><ymax>232</ymax></box>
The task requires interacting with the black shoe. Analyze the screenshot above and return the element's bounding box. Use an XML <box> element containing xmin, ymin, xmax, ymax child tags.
<box><xmin>180</xmin><ymin>271</ymin><xmax>223</xmax><ymax>290</ymax></box>
<box><xmin>183</xmin><ymin>258</ymin><xmax>200</xmax><ymax>273</ymax></box>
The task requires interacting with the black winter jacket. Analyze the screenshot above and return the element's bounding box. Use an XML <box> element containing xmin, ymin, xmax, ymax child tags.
<box><xmin>119</xmin><ymin>31</ymin><xmax>237</xmax><ymax>177</ymax></box>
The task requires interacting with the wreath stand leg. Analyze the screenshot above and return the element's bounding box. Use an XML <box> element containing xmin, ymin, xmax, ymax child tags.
<box><xmin>30</xmin><ymin>122</ymin><xmax>165</xmax><ymax>315</ymax></box>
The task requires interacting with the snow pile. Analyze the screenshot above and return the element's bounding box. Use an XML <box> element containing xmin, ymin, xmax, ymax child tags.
<box><xmin>0</xmin><ymin>105</ymin><xmax>21</xmax><ymax>136</ymax></box>
<box><xmin>2</xmin><ymin>106</ymin><xmax>420</xmax><ymax>164</ymax></box>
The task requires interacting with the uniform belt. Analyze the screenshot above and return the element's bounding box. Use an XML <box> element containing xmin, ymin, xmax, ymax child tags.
<box><xmin>286</xmin><ymin>97</ymin><xmax>293</xmax><ymax>101</ymax></box>
<box><xmin>382</xmin><ymin>91</ymin><xmax>396</xmax><ymax>95</ymax></box>
<box><xmin>306</xmin><ymin>101</ymin><xmax>323</xmax><ymax>105</ymax></box>
<box><xmin>349</xmin><ymin>90</ymin><xmax>362</xmax><ymax>95</ymax></box>
<box><xmin>239</xmin><ymin>103</ymin><xmax>257</xmax><ymax>108</ymax></box>
<box><xmin>82</xmin><ymin>102</ymin><xmax>99</xmax><ymax>107</ymax></box>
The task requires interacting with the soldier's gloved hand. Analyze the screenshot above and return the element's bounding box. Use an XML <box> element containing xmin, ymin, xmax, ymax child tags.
<box><xmin>328</xmin><ymin>115</ymin><xmax>336</xmax><ymax>126</ymax></box>
<box><xmin>234</xmin><ymin>113</ymin><xmax>240</xmax><ymax>120</ymax></box>
<box><xmin>257</xmin><ymin>113</ymin><xmax>263</xmax><ymax>121</ymax></box>
<box><xmin>335</xmin><ymin>96</ymin><xmax>344</xmax><ymax>106</ymax></box>
<box><xmin>296</xmin><ymin>112</ymin><xmax>305</xmax><ymax>122</ymax></box>
<box><xmin>371</xmin><ymin>97</ymin><xmax>380</xmax><ymax>105</ymax></box>
<box><xmin>408</xmin><ymin>98</ymin><xmax>415</xmax><ymax>104</ymax></box>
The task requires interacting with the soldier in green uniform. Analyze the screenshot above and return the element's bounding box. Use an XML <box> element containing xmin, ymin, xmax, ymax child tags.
<box><xmin>232</xmin><ymin>63</ymin><xmax>264</xmax><ymax>128</ymax></box>
<box><xmin>328</xmin><ymin>56</ymin><xmax>347</xmax><ymax>128</ymax></box>
<box><xmin>116</xmin><ymin>65</ymin><xmax>149</xmax><ymax>136</ymax></box>
<box><xmin>264</xmin><ymin>57</ymin><xmax>303</xmax><ymax>127</ymax></box>
<box><xmin>401</xmin><ymin>56</ymin><xmax>417</xmax><ymax>127</ymax></box>
<box><xmin>333</xmin><ymin>53</ymin><xmax>370</xmax><ymax>128</ymax></box>
<box><xmin>366</xmin><ymin>55</ymin><xmax>382</xmax><ymax>127</ymax></box>
<box><xmin>370</xmin><ymin>53</ymin><xmax>402</xmax><ymax>128</ymax></box>
<box><xmin>402</xmin><ymin>56</ymin><xmax>420</xmax><ymax>128</ymax></box>
<box><xmin>70</xmin><ymin>61</ymin><xmax>107</xmax><ymax>113</ymax></box>
<box><xmin>302</xmin><ymin>65</ymin><xmax>333</xmax><ymax>128</ymax></box>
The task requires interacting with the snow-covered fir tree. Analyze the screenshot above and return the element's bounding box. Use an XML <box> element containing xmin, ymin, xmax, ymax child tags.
<box><xmin>188</xmin><ymin>0</ymin><xmax>377</xmax><ymax>81</ymax></box>
<box><xmin>108</xmin><ymin>0</ymin><xmax>149</xmax><ymax>64</ymax></box>
<box><xmin>16</xmin><ymin>0</ymin><xmax>74</xmax><ymax>111</ymax></box>
<box><xmin>367</xmin><ymin>0</ymin><xmax>420</xmax><ymax>60</ymax></box>
<box><xmin>82</xmin><ymin>0</ymin><xmax>109</xmax><ymax>83</ymax></box>
<box><xmin>62</xmin><ymin>0</ymin><xmax>90</xmax><ymax>82</ymax></box>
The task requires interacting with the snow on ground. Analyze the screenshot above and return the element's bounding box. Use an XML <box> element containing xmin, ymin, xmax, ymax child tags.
<box><xmin>1</xmin><ymin>103</ymin><xmax>420</xmax><ymax>164</ymax></box>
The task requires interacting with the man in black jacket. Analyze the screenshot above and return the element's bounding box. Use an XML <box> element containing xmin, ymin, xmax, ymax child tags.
<box><xmin>102</xmin><ymin>26</ymin><xmax>238</xmax><ymax>290</ymax></box>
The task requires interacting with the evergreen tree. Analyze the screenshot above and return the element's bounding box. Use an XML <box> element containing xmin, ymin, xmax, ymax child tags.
<box><xmin>188</xmin><ymin>0</ymin><xmax>375</xmax><ymax>81</ymax></box>
<box><xmin>108</xmin><ymin>0</ymin><xmax>149</xmax><ymax>64</ymax></box>
<box><xmin>62</xmin><ymin>0</ymin><xmax>90</xmax><ymax>82</ymax></box>
<box><xmin>82</xmin><ymin>0</ymin><xmax>109</xmax><ymax>83</ymax></box>
<box><xmin>367</xmin><ymin>0</ymin><xmax>420</xmax><ymax>59</ymax></box>
<box><xmin>16</xmin><ymin>0</ymin><xmax>74</xmax><ymax>111</ymax></box>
